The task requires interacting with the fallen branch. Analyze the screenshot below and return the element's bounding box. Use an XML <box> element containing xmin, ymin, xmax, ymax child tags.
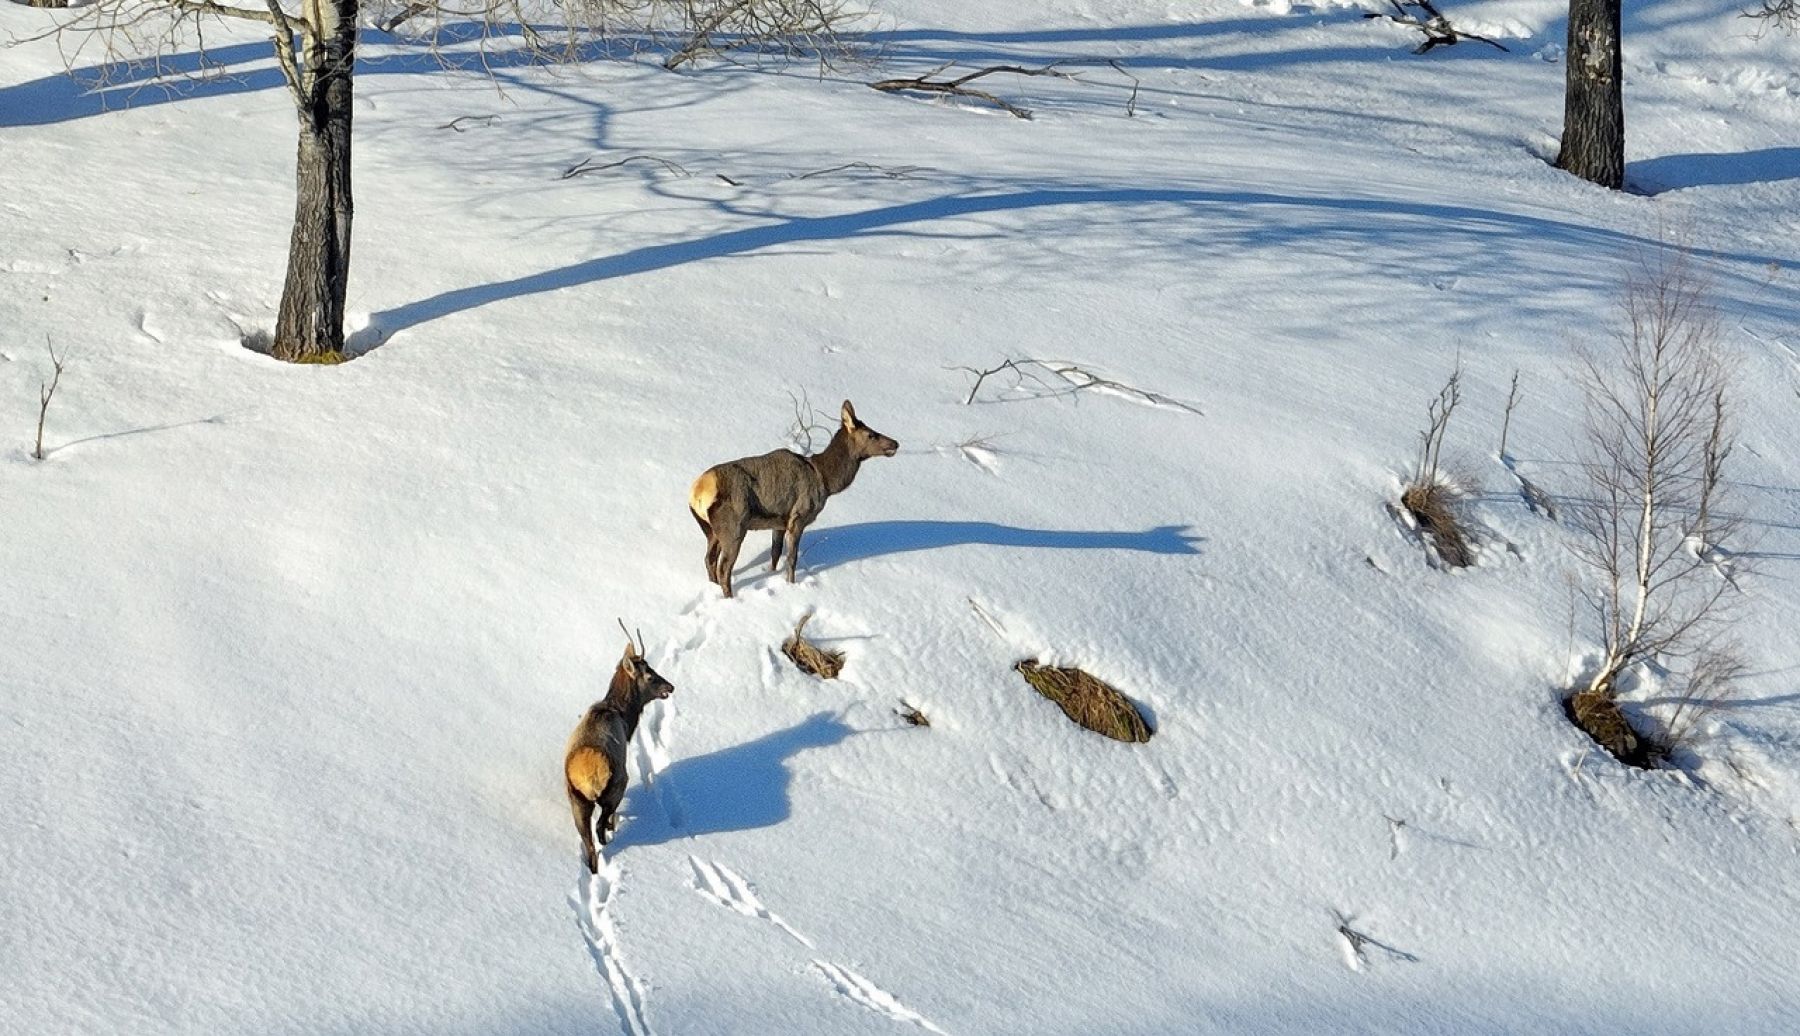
<box><xmin>1107</xmin><ymin>59</ymin><xmax>1140</xmax><ymax>117</ymax></box>
<box><xmin>1334</xmin><ymin>911</ymin><xmax>1421</xmax><ymax>968</ymax></box>
<box><xmin>561</xmin><ymin>154</ymin><xmax>691</xmax><ymax>180</ymax></box>
<box><xmin>1363</xmin><ymin>0</ymin><xmax>1510</xmax><ymax>53</ymax></box>
<box><xmin>795</xmin><ymin>161</ymin><xmax>931</xmax><ymax>180</ymax></box>
<box><xmin>438</xmin><ymin>115</ymin><xmax>499</xmax><ymax>133</ymax></box>
<box><xmin>949</xmin><ymin>357</ymin><xmax>1202</xmax><ymax>415</ymax></box>
<box><xmin>869</xmin><ymin>62</ymin><xmax>1075</xmax><ymax>120</ymax></box>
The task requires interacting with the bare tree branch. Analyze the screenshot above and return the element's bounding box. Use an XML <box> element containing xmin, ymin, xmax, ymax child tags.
<box><xmin>1363</xmin><ymin>0</ymin><xmax>1510</xmax><ymax>53</ymax></box>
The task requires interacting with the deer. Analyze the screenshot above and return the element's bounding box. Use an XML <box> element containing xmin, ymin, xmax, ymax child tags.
<box><xmin>688</xmin><ymin>400</ymin><xmax>898</xmax><ymax>598</ymax></box>
<box><xmin>564</xmin><ymin>629</ymin><xmax>674</xmax><ymax>873</ymax></box>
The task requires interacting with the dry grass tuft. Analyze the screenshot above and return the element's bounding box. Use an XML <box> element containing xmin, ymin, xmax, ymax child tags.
<box><xmin>1566</xmin><ymin>687</ymin><xmax>1663</xmax><ymax>769</ymax></box>
<box><xmin>896</xmin><ymin>700</ymin><xmax>930</xmax><ymax>727</ymax></box>
<box><xmin>782</xmin><ymin>612</ymin><xmax>845</xmax><ymax>679</ymax></box>
<box><xmin>1401</xmin><ymin>479</ymin><xmax>1474</xmax><ymax>568</ymax></box>
<box><xmin>1015</xmin><ymin>659</ymin><xmax>1152</xmax><ymax>743</ymax></box>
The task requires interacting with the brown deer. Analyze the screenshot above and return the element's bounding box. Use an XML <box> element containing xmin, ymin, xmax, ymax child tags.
<box><xmin>689</xmin><ymin>400</ymin><xmax>898</xmax><ymax>598</ymax></box>
<box><xmin>564</xmin><ymin>631</ymin><xmax>674</xmax><ymax>873</ymax></box>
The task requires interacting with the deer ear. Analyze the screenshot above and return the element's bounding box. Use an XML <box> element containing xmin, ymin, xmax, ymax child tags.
<box><xmin>840</xmin><ymin>400</ymin><xmax>857</xmax><ymax>430</ymax></box>
<box><xmin>622</xmin><ymin>640</ymin><xmax>639</xmax><ymax>662</ymax></box>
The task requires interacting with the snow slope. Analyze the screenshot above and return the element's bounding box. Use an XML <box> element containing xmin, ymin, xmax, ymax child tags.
<box><xmin>3</xmin><ymin>0</ymin><xmax>1800</xmax><ymax>1032</ymax></box>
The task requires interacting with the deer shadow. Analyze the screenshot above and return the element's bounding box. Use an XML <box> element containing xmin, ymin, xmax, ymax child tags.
<box><xmin>799</xmin><ymin>520</ymin><xmax>1204</xmax><ymax>571</ymax></box>
<box><xmin>608</xmin><ymin>712</ymin><xmax>854</xmax><ymax>852</ymax></box>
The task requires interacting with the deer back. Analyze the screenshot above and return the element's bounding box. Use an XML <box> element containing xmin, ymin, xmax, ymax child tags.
<box><xmin>716</xmin><ymin>449</ymin><xmax>828</xmax><ymax>523</ymax></box>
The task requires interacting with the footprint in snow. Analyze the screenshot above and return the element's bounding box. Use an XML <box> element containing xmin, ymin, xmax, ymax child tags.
<box><xmin>688</xmin><ymin>856</ymin><xmax>814</xmax><ymax>947</ymax></box>
<box><xmin>684</xmin><ymin>855</ymin><xmax>953</xmax><ymax>1033</ymax></box>
<box><xmin>572</xmin><ymin>859</ymin><xmax>657</xmax><ymax>1036</ymax></box>
<box><xmin>810</xmin><ymin>960</ymin><xmax>950</xmax><ymax>1035</ymax></box>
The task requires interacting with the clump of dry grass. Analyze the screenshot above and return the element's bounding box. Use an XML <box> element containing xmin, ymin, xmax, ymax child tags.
<box><xmin>1014</xmin><ymin>659</ymin><xmax>1152</xmax><ymax>743</ymax></box>
<box><xmin>1401</xmin><ymin>366</ymin><xmax>1476</xmax><ymax>568</ymax></box>
<box><xmin>1401</xmin><ymin>479</ymin><xmax>1474</xmax><ymax>568</ymax></box>
<box><xmin>896</xmin><ymin>700</ymin><xmax>930</xmax><ymax>727</ymax></box>
<box><xmin>781</xmin><ymin>612</ymin><xmax>844</xmax><ymax>679</ymax></box>
<box><xmin>1566</xmin><ymin>688</ymin><xmax>1662</xmax><ymax>769</ymax></box>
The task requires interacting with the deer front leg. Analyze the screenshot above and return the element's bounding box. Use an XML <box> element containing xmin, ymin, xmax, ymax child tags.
<box><xmin>769</xmin><ymin>529</ymin><xmax>786</xmax><ymax>572</ymax></box>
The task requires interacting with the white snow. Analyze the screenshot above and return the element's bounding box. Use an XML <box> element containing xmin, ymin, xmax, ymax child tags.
<box><xmin>4</xmin><ymin>0</ymin><xmax>1800</xmax><ymax>1032</ymax></box>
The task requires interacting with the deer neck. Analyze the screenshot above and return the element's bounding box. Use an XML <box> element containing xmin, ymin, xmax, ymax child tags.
<box><xmin>600</xmin><ymin>667</ymin><xmax>640</xmax><ymax>715</ymax></box>
<box><xmin>810</xmin><ymin>430</ymin><xmax>861</xmax><ymax>497</ymax></box>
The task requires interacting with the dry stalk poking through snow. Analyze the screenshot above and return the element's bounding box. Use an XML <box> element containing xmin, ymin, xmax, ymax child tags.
<box><xmin>1568</xmin><ymin>249</ymin><xmax>1743</xmax><ymax>763</ymax></box>
<box><xmin>33</xmin><ymin>337</ymin><xmax>66</xmax><ymax>461</ymax></box>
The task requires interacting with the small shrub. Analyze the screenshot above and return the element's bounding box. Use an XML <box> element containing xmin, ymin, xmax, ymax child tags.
<box><xmin>896</xmin><ymin>700</ymin><xmax>930</xmax><ymax>727</ymax></box>
<box><xmin>1015</xmin><ymin>659</ymin><xmax>1152</xmax><ymax>743</ymax></box>
<box><xmin>782</xmin><ymin>612</ymin><xmax>844</xmax><ymax>679</ymax></box>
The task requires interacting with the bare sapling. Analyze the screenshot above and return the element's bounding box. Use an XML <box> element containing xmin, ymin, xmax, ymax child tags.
<box><xmin>1568</xmin><ymin>249</ymin><xmax>1744</xmax><ymax>760</ymax></box>
<box><xmin>34</xmin><ymin>337</ymin><xmax>66</xmax><ymax>461</ymax></box>
<box><xmin>1401</xmin><ymin>365</ymin><xmax>1474</xmax><ymax>567</ymax></box>
<box><xmin>1498</xmin><ymin>368</ymin><xmax>1520</xmax><ymax>459</ymax></box>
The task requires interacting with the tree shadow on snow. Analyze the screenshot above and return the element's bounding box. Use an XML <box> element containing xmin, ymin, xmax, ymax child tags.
<box><xmin>0</xmin><ymin>25</ymin><xmax>645</xmax><ymax>130</ymax></box>
<box><xmin>1630</xmin><ymin>148</ymin><xmax>1800</xmax><ymax>194</ymax></box>
<box><xmin>607</xmin><ymin>712</ymin><xmax>855</xmax><ymax>852</ymax></box>
<box><xmin>801</xmin><ymin>520</ymin><xmax>1203</xmax><ymax>571</ymax></box>
<box><xmin>362</xmin><ymin>185</ymin><xmax>1799</xmax><ymax>338</ymax></box>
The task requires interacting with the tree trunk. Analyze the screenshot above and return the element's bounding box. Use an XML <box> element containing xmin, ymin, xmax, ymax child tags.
<box><xmin>273</xmin><ymin>1</ymin><xmax>357</xmax><ymax>361</ymax></box>
<box><xmin>1555</xmin><ymin>0</ymin><xmax>1624</xmax><ymax>190</ymax></box>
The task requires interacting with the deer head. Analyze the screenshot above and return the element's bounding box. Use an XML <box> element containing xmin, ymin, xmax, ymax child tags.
<box><xmin>840</xmin><ymin>400</ymin><xmax>898</xmax><ymax>459</ymax></box>
<box><xmin>613</xmin><ymin>626</ymin><xmax>674</xmax><ymax>705</ymax></box>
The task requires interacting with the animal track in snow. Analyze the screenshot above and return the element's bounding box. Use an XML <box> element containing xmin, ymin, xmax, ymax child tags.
<box><xmin>688</xmin><ymin>856</ymin><xmax>814</xmax><ymax>947</ymax></box>
<box><xmin>573</xmin><ymin>861</ymin><xmax>657</xmax><ymax>1036</ymax></box>
<box><xmin>135</xmin><ymin>309</ymin><xmax>166</xmax><ymax>344</ymax></box>
<box><xmin>635</xmin><ymin>700</ymin><xmax>685</xmax><ymax>829</ymax></box>
<box><xmin>810</xmin><ymin>960</ymin><xmax>949</xmax><ymax>1034</ymax></box>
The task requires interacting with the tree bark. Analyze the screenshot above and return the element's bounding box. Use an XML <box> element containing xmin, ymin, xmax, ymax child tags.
<box><xmin>1555</xmin><ymin>0</ymin><xmax>1624</xmax><ymax>190</ymax></box>
<box><xmin>273</xmin><ymin>0</ymin><xmax>357</xmax><ymax>361</ymax></box>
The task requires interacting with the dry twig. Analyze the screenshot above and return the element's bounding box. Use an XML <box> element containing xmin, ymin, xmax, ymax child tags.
<box><xmin>438</xmin><ymin>114</ymin><xmax>499</xmax><ymax>132</ymax></box>
<box><xmin>561</xmin><ymin>154</ymin><xmax>691</xmax><ymax>180</ymax></box>
<box><xmin>869</xmin><ymin>62</ymin><xmax>1076</xmax><ymax>120</ymax></box>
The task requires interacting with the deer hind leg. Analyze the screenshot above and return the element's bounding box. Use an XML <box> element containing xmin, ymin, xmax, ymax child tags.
<box><xmin>597</xmin><ymin>776</ymin><xmax>629</xmax><ymax>847</ymax></box>
<box><xmin>717</xmin><ymin>527</ymin><xmax>746</xmax><ymax>598</ymax></box>
<box><xmin>769</xmin><ymin>530</ymin><xmax>786</xmax><ymax>572</ymax></box>
<box><xmin>568</xmin><ymin>784</ymin><xmax>599</xmax><ymax>873</ymax></box>
<box><xmin>784</xmin><ymin>518</ymin><xmax>806</xmax><ymax>583</ymax></box>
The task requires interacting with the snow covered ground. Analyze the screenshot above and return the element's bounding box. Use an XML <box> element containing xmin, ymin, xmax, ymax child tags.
<box><xmin>4</xmin><ymin>0</ymin><xmax>1800</xmax><ymax>1031</ymax></box>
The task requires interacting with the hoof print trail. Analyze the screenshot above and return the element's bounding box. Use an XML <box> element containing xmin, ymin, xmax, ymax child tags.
<box><xmin>574</xmin><ymin>862</ymin><xmax>656</xmax><ymax>1036</ymax></box>
<box><xmin>811</xmin><ymin>960</ymin><xmax>950</xmax><ymax>1034</ymax></box>
<box><xmin>688</xmin><ymin>856</ymin><xmax>815</xmax><ymax>947</ymax></box>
